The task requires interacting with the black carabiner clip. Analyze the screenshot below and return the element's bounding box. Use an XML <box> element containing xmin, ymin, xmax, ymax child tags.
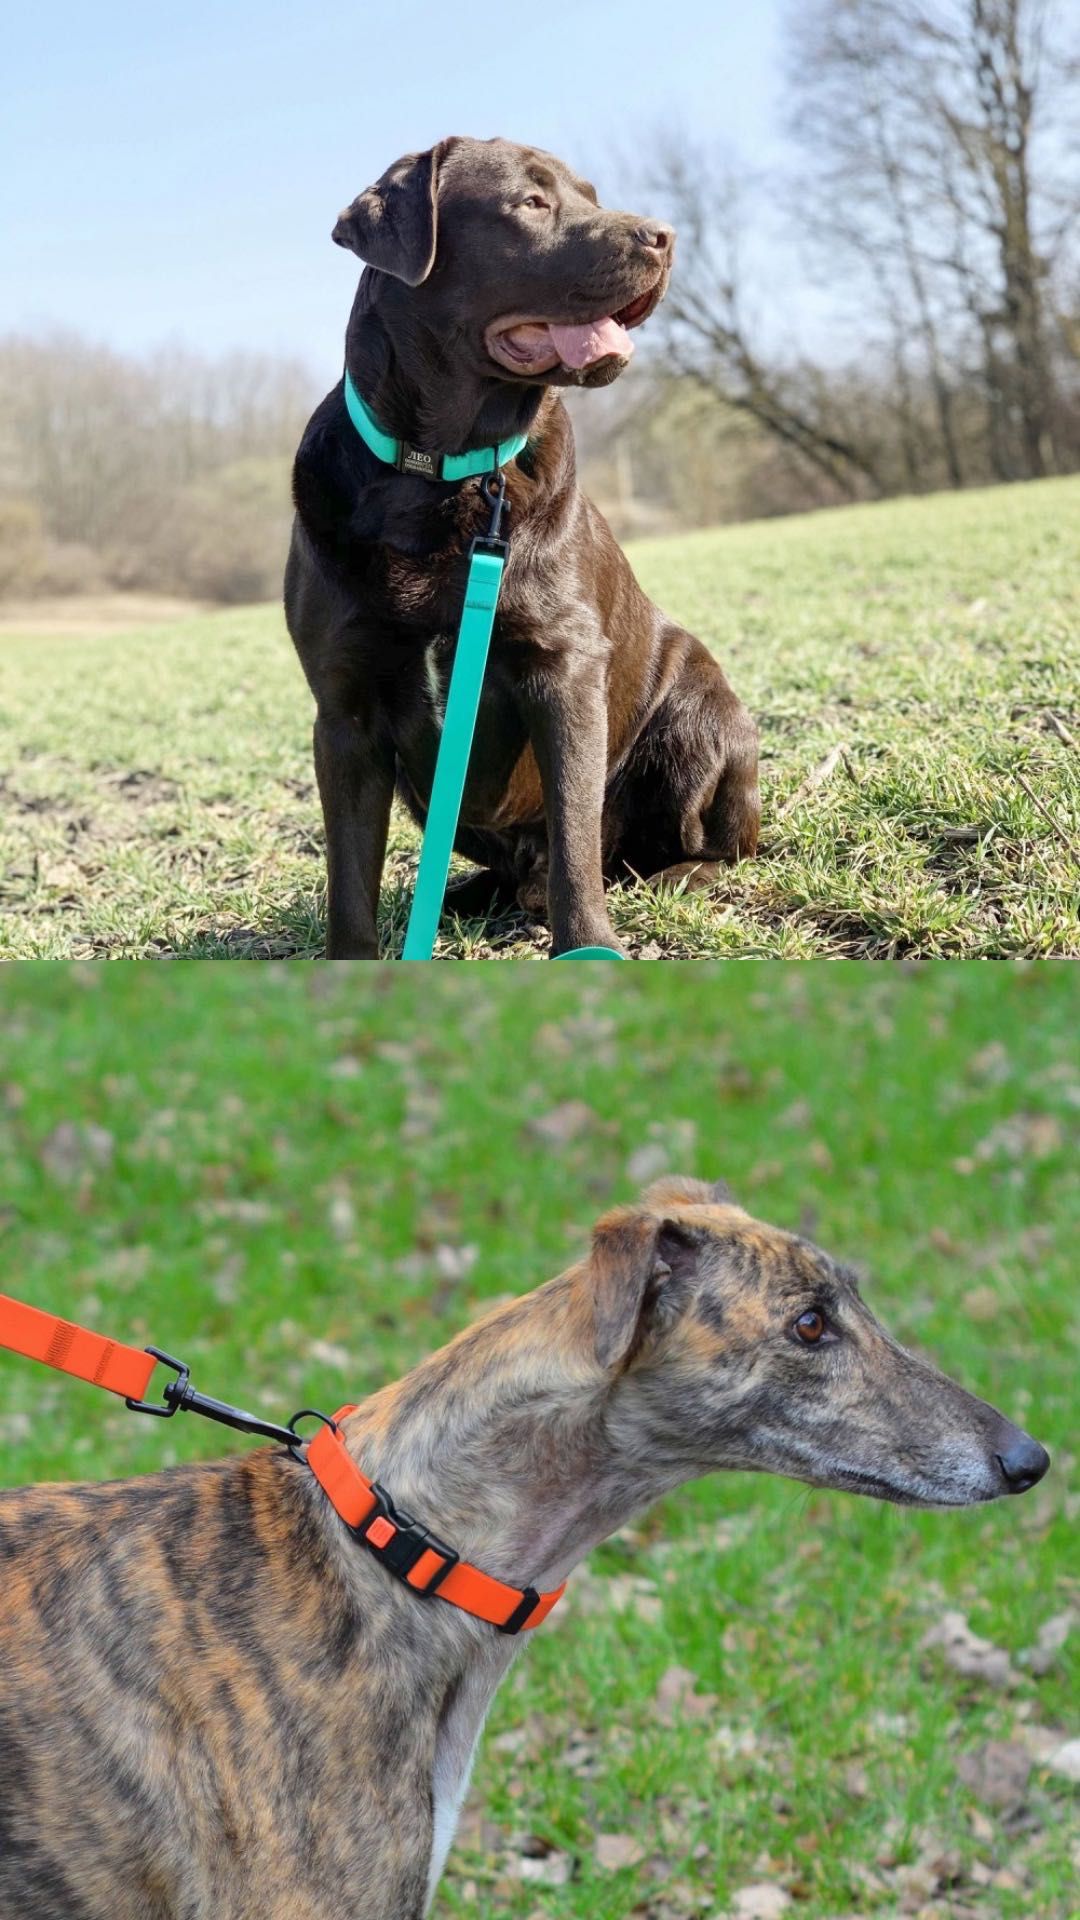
<box><xmin>481</xmin><ymin>468</ymin><xmax>509</xmax><ymax>544</ymax></box>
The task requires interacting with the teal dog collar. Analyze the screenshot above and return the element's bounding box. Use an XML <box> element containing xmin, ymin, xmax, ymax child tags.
<box><xmin>343</xmin><ymin>370</ymin><xmax>528</xmax><ymax>482</ymax></box>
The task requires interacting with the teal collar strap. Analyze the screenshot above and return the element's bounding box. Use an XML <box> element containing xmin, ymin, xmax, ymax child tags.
<box><xmin>343</xmin><ymin>370</ymin><xmax>528</xmax><ymax>483</ymax></box>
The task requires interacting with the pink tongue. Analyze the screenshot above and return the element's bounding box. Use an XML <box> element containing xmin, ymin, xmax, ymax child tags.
<box><xmin>548</xmin><ymin>315</ymin><xmax>634</xmax><ymax>369</ymax></box>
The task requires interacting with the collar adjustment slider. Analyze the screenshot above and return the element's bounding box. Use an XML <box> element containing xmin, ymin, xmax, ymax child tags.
<box><xmin>499</xmin><ymin>1586</ymin><xmax>541</xmax><ymax>1635</ymax></box>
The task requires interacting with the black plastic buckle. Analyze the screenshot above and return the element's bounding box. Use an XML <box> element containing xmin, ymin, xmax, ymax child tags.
<box><xmin>498</xmin><ymin>1586</ymin><xmax>540</xmax><ymax>1636</ymax></box>
<box><xmin>125</xmin><ymin>1346</ymin><xmax>189</xmax><ymax>1416</ymax></box>
<box><xmin>357</xmin><ymin>1483</ymin><xmax>459</xmax><ymax>1596</ymax></box>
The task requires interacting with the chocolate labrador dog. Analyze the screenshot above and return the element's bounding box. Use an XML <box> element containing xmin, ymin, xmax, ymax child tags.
<box><xmin>286</xmin><ymin>136</ymin><xmax>759</xmax><ymax>958</ymax></box>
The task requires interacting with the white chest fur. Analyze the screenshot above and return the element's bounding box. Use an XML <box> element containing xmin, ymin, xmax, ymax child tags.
<box><xmin>424</xmin><ymin>1645</ymin><xmax>519</xmax><ymax>1914</ymax></box>
<box><xmin>425</xmin><ymin>1758</ymin><xmax>477</xmax><ymax>1913</ymax></box>
<box><xmin>424</xmin><ymin>640</ymin><xmax>447</xmax><ymax>730</ymax></box>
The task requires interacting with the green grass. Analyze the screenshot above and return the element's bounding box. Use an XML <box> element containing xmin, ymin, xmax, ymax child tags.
<box><xmin>2</xmin><ymin>476</ymin><xmax>1077</xmax><ymax>958</ymax></box>
<box><xmin>0</xmin><ymin>964</ymin><xmax>1076</xmax><ymax>1917</ymax></box>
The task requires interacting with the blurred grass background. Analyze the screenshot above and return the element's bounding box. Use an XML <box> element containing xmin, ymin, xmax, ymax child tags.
<box><xmin>0</xmin><ymin>963</ymin><xmax>1076</xmax><ymax>1916</ymax></box>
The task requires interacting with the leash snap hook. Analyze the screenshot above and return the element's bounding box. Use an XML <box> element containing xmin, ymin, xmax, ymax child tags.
<box><xmin>125</xmin><ymin>1345</ymin><xmax>189</xmax><ymax>1418</ymax></box>
<box><xmin>480</xmin><ymin>468</ymin><xmax>509</xmax><ymax>545</ymax></box>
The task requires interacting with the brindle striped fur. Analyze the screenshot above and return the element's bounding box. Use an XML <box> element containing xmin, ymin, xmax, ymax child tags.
<box><xmin>0</xmin><ymin>1181</ymin><xmax>1047</xmax><ymax>1920</ymax></box>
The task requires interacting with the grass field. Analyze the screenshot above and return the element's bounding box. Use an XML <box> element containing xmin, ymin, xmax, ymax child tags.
<box><xmin>1</xmin><ymin>964</ymin><xmax>1076</xmax><ymax>1917</ymax></box>
<box><xmin>1</xmin><ymin>477</ymin><xmax>1077</xmax><ymax>959</ymax></box>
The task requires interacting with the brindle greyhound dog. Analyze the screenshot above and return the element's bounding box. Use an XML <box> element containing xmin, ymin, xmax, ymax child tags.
<box><xmin>0</xmin><ymin>1179</ymin><xmax>1049</xmax><ymax>1920</ymax></box>
<box><xmin>285</xmin><ymin>137</ymin><xmax>760</xmax><ymax>958</ymax></box>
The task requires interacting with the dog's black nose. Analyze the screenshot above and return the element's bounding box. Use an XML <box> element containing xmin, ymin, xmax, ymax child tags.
<box><xmin>996</xmin><ymin>1433</ymin><xmax>1050</xmax><ymax>1493</ymax></box>
<box><xmin>635</xmin><ymin>223</ymin><xmax>673</xmax><ymax>255</ymax></box>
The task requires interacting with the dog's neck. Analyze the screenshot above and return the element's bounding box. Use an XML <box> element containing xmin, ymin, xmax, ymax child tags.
<box><xmin>344</xmin><ymin>283</ymin><xmax>548</xmax><ymax>458</ymax></box>
<box><xmin>336</xmin><ymin>1273</ymin><xmax>688</xmax><ymax>1595</ymax></box>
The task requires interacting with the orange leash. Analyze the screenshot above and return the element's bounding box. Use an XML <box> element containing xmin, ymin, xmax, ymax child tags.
<box><xmin>0</xmin><ymin>1292</ymin><xmax>158</xmax><ymax>1400</ymax></box>
<box><xmin>0</xmin><ymin>1293</ymin><xmax>564</xmax><ymax>1635</ymax></box>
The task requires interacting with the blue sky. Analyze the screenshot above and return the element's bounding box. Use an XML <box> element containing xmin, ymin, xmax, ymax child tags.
<box><xmin>3</xmin><ymin>0</ymin><xmax>796</xmax><ymax>383</ymax></box>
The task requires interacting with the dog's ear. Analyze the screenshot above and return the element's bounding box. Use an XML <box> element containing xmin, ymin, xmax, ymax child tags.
<box><xmin>590</xmin><ymin>1207</ymin><xmax>705</xmax><ymax>1371</ymax></box>
<box><xmin>641</xmin><ymin>1174</ymin><xmax>733</xmax><ymax>1210</ymax></box>
<box><xmin>332</xmin><ymin>143</ymin><xmax>450</xmax><ymax>285</ymax></box>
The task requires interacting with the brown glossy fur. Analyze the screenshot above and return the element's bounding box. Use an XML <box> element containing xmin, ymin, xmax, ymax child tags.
<box><xmin>285</xmin><ymin>138</ymin><xmax>760</xmax><ymax>958</ymax></box>
<box><xmin>0</xmin><ymin>1181</ymin><xmax>1047</xmax><ymax>1920</ymax></box>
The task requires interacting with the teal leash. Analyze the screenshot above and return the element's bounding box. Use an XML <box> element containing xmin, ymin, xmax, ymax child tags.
<box><xmin>399</xmin><ymin>468</ymin><xmax>623</xmax><ymax>962</ymax></box>
<box><xmin>402</xmin><ymin>472</ymin><xmax>509</xmax><ymax>961</ymax></box>
<box><xmin>338</xmin><ymin>373</ymin><xmax>622</xmax><ymax>960</ymax></box>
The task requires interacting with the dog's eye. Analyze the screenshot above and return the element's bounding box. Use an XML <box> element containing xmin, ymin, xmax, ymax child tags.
<box><xmin>794</xmin><ymin>1309</ymin><xmax>827</xmax><ymax>1345</ymax></box>
<box><xmin>520</xmin><ymin>194</ymin><xmax>551</xmax><ymax>211</ymax></box>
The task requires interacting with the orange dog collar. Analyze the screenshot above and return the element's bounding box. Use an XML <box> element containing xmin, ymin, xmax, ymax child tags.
<box><xmin>0</xmin><ymin>1295</ymin><xmax>565</xmax><ymax>1636</ymax></box>
<box><xmin>307</xmin><ymin>1410</ymin><xmax>565</xmax><ymax>1634</ymax></box>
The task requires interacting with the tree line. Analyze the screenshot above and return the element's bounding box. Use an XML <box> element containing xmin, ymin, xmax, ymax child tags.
<box><xmin>0</xmin><ymin>334</ymin><xmax>313</xmax><ymax>602</ymax></box>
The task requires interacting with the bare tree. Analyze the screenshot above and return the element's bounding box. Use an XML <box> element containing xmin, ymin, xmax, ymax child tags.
<box><xmin>788</xmin><ymin>0</ymin><xmax>1080</xmax><ymax>483</ymax></box>
<box><xmin>642</xmin><ymin>138</ymin><xmax>883</xmax><ymax>499</ymax></box>
<box><xmin>787</xmin><ymin>1</ymin><xmax>967</xmax><ymax>485</ymax></box>
<box><xmin>935</xmin><ymin>0</ymin><xmax>1062</xmax><ymax>473</ymax></box>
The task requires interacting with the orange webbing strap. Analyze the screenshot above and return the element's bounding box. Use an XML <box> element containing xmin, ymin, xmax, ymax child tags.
<box><xmin>307</xmin><ymin>1410</ymin><xmax>566</xmax><ymax>1634</ymax></box>
<box><xmin>430</xmin><ymin>1558</ymin><xmax>566</xmax><ymax>1632</ymax></box>
<box><xmin>0</xmin><ymin>1292</ymin><xmax>158</xmax><ymax>1401</ymax></box>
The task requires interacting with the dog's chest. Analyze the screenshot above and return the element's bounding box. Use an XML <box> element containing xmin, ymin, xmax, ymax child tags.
<box><xmin>392</xmin><ymin>631</ymin><xmax>536</xmax><ymax>827</ymax></box>
<box><xmin>357</xmin><ymin>539</ymin><xmax>551</xmax><ymax>823</ymax></box>
<box><xmin>379</xmin><ymin>553</ymin><xmax>463</xmax><ymax>632</ymax></box>
<box><xmin>367</xmin><ymin>520</ymin><xmax>544</xmax><ymax>650</ymax></box>
<box><xmin>424</xmin><ymin>1645</ymin><xmax>520</xmax><ymax>1914</ymax></box>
